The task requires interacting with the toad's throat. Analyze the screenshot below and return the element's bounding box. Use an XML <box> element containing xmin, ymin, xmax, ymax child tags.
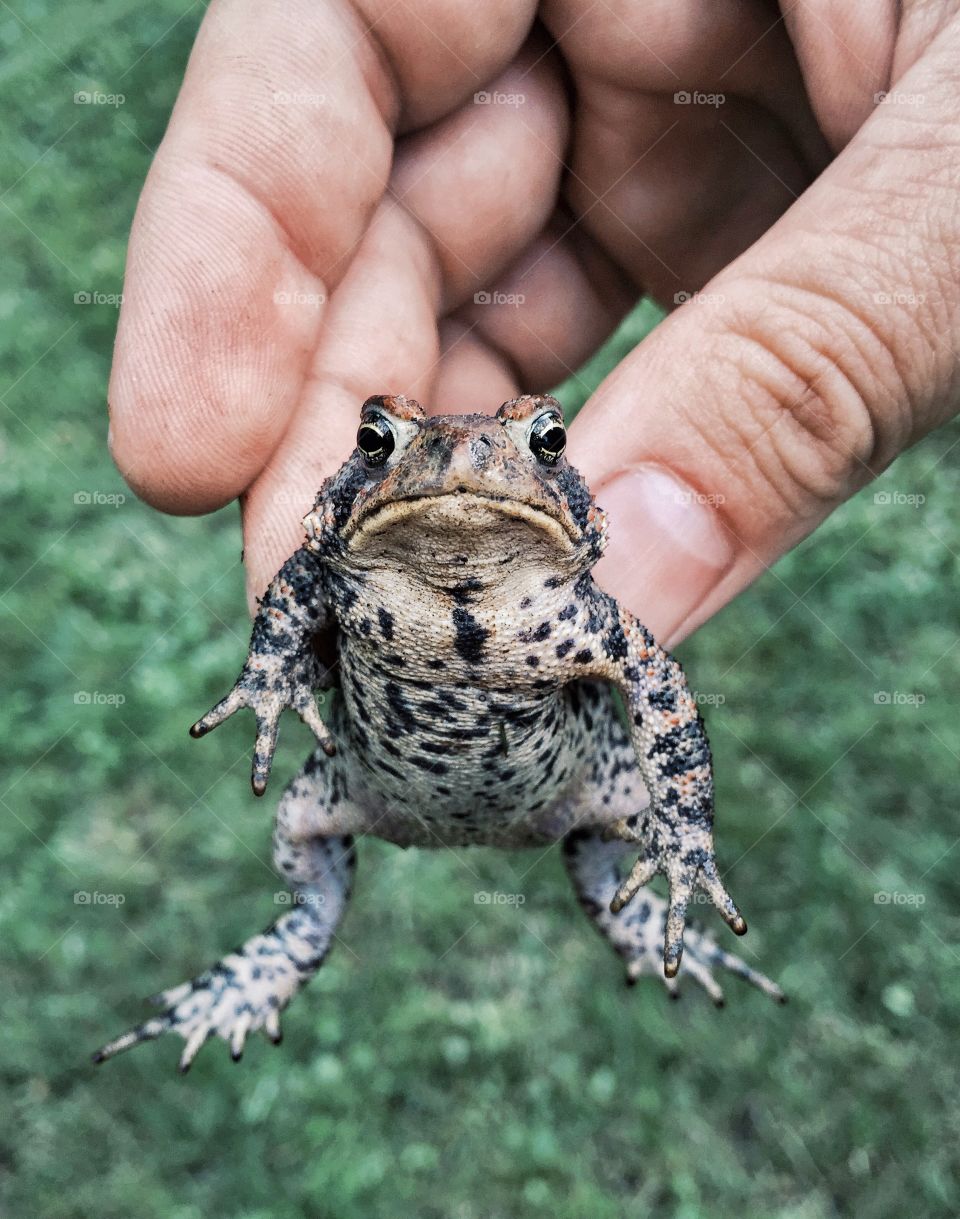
<box><xmin>344</xmin><ymin>490</ymin><xmax>578</xmax><ymax>550</ymax></box>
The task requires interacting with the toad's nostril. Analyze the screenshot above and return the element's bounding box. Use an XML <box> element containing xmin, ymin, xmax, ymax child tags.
<box><xmin>471</xmin><ymin>434</ymin><xmax>494</xmax><ymax>467</ymax></box>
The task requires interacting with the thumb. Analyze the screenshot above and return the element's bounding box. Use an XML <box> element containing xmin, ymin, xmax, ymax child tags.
<box><xmin>571</xmin><ymin>28</ymin><xmax>960</xmax><ymax>646</ymax></box>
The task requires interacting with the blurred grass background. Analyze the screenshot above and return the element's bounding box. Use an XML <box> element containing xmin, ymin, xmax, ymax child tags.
<box><xmin>3</xmin><ymin>3</ymin><xmax>960</xmax><ymax>1216</ymax></box>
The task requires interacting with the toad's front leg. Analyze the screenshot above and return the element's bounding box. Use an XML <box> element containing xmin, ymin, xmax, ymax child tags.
<box><xmin>575</xmin><ymin>584</ymin><xmax>746</xmax><ymax>977</ymax></box>
<box><xmin>190</xmin><ymin>547</ymin><xmax>335</xmax><ymax>794</ymax></box>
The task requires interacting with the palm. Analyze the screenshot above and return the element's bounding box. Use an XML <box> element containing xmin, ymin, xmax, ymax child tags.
<box><xmin>109</xmin><ymin>0</ymin><xmax>901</xmax><ymax>599</ymax></box>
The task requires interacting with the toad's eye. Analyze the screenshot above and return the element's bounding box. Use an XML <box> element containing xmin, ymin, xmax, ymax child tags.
<box><xmin>357</xmin><ymin>415</ymin><xmax>396</xmax><ymax>466</ymax></box>
<box><xmin>528</xmin><ymin>413</ymin><xmax>566</xmax><ymax>465</ymax></box>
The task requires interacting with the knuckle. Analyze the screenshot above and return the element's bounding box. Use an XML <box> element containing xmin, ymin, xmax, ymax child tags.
<box><xmin>707</xmin><ymin>280</ymin><xmax>915</xmax><ymax>516</ymax></box>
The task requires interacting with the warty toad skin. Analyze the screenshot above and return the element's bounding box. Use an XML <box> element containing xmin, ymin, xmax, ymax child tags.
<box><xmin>95</xmin><ymin>393</ymin><xmax>783</xmax><ymax>1072</ymax></box>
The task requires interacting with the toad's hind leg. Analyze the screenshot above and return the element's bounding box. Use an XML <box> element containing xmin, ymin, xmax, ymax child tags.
<box><xmin>94</xmin><ymin>756</ymin><xmax>356</xmax><ymax>1072</ymax></box>
<box><xmin>563</xmin><ymin>831</ymin><xmax>784</xmax><ymax>1005</ymax></box>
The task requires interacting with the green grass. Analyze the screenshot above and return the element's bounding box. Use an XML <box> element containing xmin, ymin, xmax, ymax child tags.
<box><xmin>3</xmin><ymin>5</ymin><xmax>960</xmax><ymax>1216</ymax></box>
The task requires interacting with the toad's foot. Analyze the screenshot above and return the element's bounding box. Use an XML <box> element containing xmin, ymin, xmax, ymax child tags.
<box><xmin>565</xmin><ymin>830</ymin><xmax>781</xmax><ymax>1004</ymax></box>
<box><xmin>603</xmin><ymin>814</ymin><xmax>746</xmax><ymax>977</ymax></box>
<box><xmin>93</xmin><ymin>910</ymin><xmax>328</xmax><ymax>1072</ymax></box>
<box><xmin>618</xmin><ymin>890</ymin><xmax>784</xmax><ymax>1004</ymax></box>
<box><xmin>190</xmin><ymin>662</ymin><xmax>335</xmax><ymax>796</ymax></box>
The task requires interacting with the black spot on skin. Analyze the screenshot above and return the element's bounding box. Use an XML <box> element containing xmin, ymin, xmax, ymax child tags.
<box><xmin>423</xmin><ymin>428</ymin><xmax>454</xmax><ymax>479</ymax></box>
<box><xmin>378</xmin><ymin>607</ymin><xmax>395</xmax><ymax>640</ymax></box>
<box><xmin>520</xmin><ymin>621</ymin><xmax>551</xmax><ymax>643</ymax></box>
<box><xmin>603</xmin><ymin>621</ymin><xmax>629</xmax><ymax>661</ymax></box>
<box><xmin>647</xmin><ymin>687</ymin><xmax>678</xmax><ymax>712</ymax></box>
<box><xmin>449</xmin><ymin>577</ymin><xmax>484</xmax><ymax>605</ymax></box>
<box><xmin>325</xmin><ymin>568</ymin><xmax>359</xmax><ymax>613</ymax></box>
<box><xmin>555</xmin><ymin>640</ymin><xmax>574</xmax><ymax>659</ymax></box>
<box><xmin>520</xmin><ymin>596</ymin><xmax>532</xmax><ymax>609</ymax></box>
<box><xmin>439</xmin><ymin>690</ymin><xmax>468</xmax><ymax>712</ymax></box>
<box><xmin>544</xmin><ymin>575</ymin><xmax>563</xmax><ymax>589</ymax></box>
<box><xmin>359</xmin><ymin>617</ymin><xmax>372</xmax><ymax>636</ymax></box>
<box><xmin>452</xmin><ymin>606</ymin><xmax>489</xmax><ymax>664</ymax></box>
<box><xmin>384</xmin><ymin>653</ymin><xmax>406</xmax><ymax>667</ymax></box>
<box><xmin>428</xmin><ymin>658</ymin><xmax>446</xmax><ymax>670</ymax></box>
<box><xmin>329</xmin><ymin>459</ymin><xmax>370</xmax><ymax>529</ymax></box>
<box><xmin>574</xmin><ymin>649</ymin><xmax>593</xmax><ymax>664</ymax></box>
<box><xmin>558</xmin><ymin>604</ymin><xmax>577</xmax><ymax>621</ymax></box>
<box><xmin>525</xmin><ymin>656</ymin><xmax>539</xmax><ymax>668</ymax></box>
<box><xmin>411</xmin><ymin>755</ymin><xmax>448</xmax><ymax>774</ymax></box>
<box><xmin>385</xmin><ymin>681</ymin><xmax>418</xmax><ymax>730</ymax></box>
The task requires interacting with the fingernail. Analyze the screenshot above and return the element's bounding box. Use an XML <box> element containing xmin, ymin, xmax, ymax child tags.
<box><xmin>592</xmin><ymin>464</ymin><xmax>734</xmax><ymax>641</ymax></box>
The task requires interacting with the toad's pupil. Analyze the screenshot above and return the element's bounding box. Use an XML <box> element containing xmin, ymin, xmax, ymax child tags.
<box><xmin>358</xmin><ymin>419</ymin><xmax>395</xmax><ymax>465</ymax></box>
<box><xmin>530</xmin><ymin>418</ymin><xmax>566</xmax><ymax>464</ymax></box>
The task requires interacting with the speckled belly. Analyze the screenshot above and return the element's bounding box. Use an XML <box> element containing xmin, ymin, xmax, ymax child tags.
<box><xmin>330</xmin><ymin>661</ymin><xmax>591</xmax><ymax>846</ymax></box>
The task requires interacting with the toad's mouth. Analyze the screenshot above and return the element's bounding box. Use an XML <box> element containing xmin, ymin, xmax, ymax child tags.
<box><xmin>344</xmin><ymin>490</ymin><xmax>579</xmax><ymax>550</ymax></box>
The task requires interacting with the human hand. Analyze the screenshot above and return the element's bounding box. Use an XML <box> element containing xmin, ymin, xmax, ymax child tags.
<box><xmin>109</xmin><ymin>1</ymin><xmax>960</xmax><ymax>642</ymax></box>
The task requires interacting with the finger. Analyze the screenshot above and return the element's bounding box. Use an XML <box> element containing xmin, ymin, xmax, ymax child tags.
<box><xmin>389</xmin><ymin>40</ymin><xmax>568</xmax><ymax>313</ymax></box>
<box><xmin>190</xmin><ymin>687</ymin><xmax>246</xmax><ymax>738</ymax></box>
<box><xmin>230</xmin><ymin>1013</ymin><xmax>252</xmax><ymax>1061</ymax></box>
<box><xmin>240</xmin><ymin>47</ymin><xmax>570</xmax><ymax>599</ymax></box>
<box><xmin>572</xmin><ymin>24</ymin><xmax>960</xmax><ymax>644</ymax></box>
<box><xmin>251</xmin><ymin>714</ymin><xmax>280</xmax><ymax>796</ymax></box>
<box><xmin>294</xmin><ymin>696</ymin><xmax>337</xmax><ymax>757</ymax></box>
<box><xmin>109</xmin><ymin>0</ymin><xmax>533</xmax><ymax>514</ymax></box>
<box><xmin>448</xmin><ymin>219</ymin><xmax>636</xmax><ymax>394</ymax></box>
<box><xmin>610</xmin><ymin>853</ymin><xmax>657</xmax><ymax>914</ymax></box>
<box><xmin>680</xmin><ymin>954</ymin><xmax>726</xmax><ymax>1006</ymax></box>
<box><xmin>179</xmin><ymin>1026</ymin><xmax>211</xmax><ymax>1074</ymax></box>
<box><xmin>544</xmin><ymin>0</ymin><xmax>830</xmax><ymax>304</ymax></box>
<box><xmin>263</xmin><ymin>1009</ymin><xmax>283</xmax><ymax>1044</ymax></box>
<box><xmin>700</xmin><ymin>860</ymin><xmax>747</xmax><ymax>936</ymax></box>
<box><xmin>708</xmin><ymin>945</ymin><xmax>787</xmax><ymax>1003</ymax></box>
<box><xmin>663</xmin><ymin>883</ymin><xmax>692</xmax><ymax>977</ymax></box>
<box><xmin>92</xmin><ymin>1015</ymin><xmax>171</xmax><ymax>1064</ymax></box>
<box><xmin>431</xmin><ymin>320</ymin><xmax>521</xmax><ymax>412</ymax></box>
